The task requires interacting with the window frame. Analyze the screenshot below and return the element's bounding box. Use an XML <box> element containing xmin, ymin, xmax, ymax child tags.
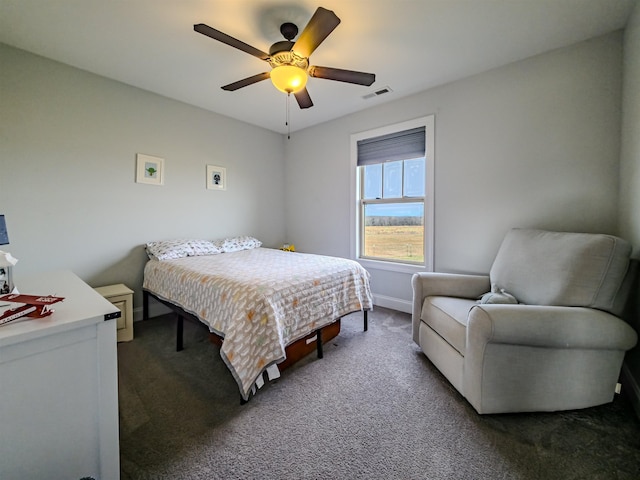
<box><xmin>350</xmin><ymin>116</ymin><xmax>435</xmax><ymax>274</ymax></box>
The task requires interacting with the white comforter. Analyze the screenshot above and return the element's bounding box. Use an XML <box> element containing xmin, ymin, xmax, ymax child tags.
<box><xmin>143</xmin><ymin>247</ymin><xmax>373</xmax><ymax>400</ymax></box>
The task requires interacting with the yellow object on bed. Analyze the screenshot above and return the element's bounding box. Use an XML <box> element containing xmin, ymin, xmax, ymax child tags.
<box><xmin>143</xmin><ymin>247</ymin><xmax>373</xmax><ymax>400</ymax></box>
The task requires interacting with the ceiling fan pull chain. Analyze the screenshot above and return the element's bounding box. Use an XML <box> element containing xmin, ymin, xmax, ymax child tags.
<box><xmin>286</xmin><ymin>93</ymin><xmax>291</xmax><ymax>140</ymax></box>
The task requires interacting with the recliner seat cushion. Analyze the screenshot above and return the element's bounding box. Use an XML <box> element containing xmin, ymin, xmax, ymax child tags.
<box><xmin>422</xmin><ymin>296</ymin><xmax>477</xmax><ymax>354</ymax></box>
<box><xmin>489</xmin><ymin>229</ymin><xmax>631</xmax><ymax>312</ymax></box>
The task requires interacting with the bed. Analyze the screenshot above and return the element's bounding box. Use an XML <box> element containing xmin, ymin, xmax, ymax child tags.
<box><xmin>142</xmin><ymin>238</ymin><xmax>373</xmax><ymax>401</ymax></box>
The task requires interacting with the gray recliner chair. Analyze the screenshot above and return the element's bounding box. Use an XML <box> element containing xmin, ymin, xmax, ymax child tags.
<box><xmin>412</xmin><ymin>228</ymin><xmax>638</xmax><ymax>414</ymax></box>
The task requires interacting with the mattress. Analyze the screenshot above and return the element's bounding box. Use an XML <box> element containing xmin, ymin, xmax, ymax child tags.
<box><xmin>143</xmin><ymin>247</ymin><xmax>373</xmax><ymax>399</ymax></box>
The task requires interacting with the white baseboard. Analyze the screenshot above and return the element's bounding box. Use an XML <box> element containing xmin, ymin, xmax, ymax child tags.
<box><xmin>372</xmin><ymin>294</ymin><xmax>412</xmax><ymax>314</ymax></box>
<box><xmin>621</xmin><ymin>363</ymin><xmax>640</xmax><ymax>419</ymax></box>
<box><xmin>133</xmin><ymin>302</ymin><xmax>171</xmax><ymax>322</ymax></box>
<box><xmin>133</xmin><ymin>306</ymin><xmax>144</xmax><ymax>322</ymax></box>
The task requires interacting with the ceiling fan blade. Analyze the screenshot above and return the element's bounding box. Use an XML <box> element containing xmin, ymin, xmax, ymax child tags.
<box><xmin>294</xmin><ymin>88</ymin><xmax>313</xmax><ymax>109</ymax></box>
<box><xmin>308</xmin><ymin>66</ymin><xmax>375</xmax><ymax>86</ymax></box>
<box><xmin>292</xmin><ymin>7</ymin><xmax>341</xmax><ymax>58</ymax></box>
<box><xmin>221</xmin><ymin>72</ymin><xmax>271</xmax><ymax>91</ymax></box>
<box><xmin>194</xmin><ymin>23</ymin><xmax>270</xmax><ymax>61</ymax></box>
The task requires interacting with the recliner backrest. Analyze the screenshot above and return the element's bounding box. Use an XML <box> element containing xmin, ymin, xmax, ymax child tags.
<box><xmin>489</xmin><ymin>229</ymin><xmax>631</xmax><ymax>313</ymax></box>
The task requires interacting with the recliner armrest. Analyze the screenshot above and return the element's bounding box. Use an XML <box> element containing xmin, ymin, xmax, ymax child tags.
<box><xmin>411</xmin><ymin>272</ymin><xmax>490</xmax><ymax>343</ymax></box>
<box><xmin>467</xmin><ymin>304</ymin><xmax>638</xmax><ymax>351</ymax></box>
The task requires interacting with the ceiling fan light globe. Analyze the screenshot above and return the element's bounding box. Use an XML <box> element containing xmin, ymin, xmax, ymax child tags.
<box><xmin>271</xmin><ymin>65</ymin><xmax>308</xmax><ymax>94</ymax></box>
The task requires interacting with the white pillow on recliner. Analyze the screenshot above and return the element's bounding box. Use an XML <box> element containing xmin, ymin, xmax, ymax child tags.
<box><xmin>478</xmin><ymin>284</ymin><xmax>518</xmax><ymax>305</ymax></box>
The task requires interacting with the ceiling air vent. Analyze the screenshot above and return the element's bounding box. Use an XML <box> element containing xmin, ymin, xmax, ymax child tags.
<box><xmin>363</xmin><ymin>86</ymin><xmax>393</xmax><ymax>100</ymax></box>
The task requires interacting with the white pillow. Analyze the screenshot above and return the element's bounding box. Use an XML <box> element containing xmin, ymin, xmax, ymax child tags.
<box><xmin>478</xmin><ymin>283</ymin><xmax>519</xmax><ymax>305</ymax></box>
<box><xmin>219</xmin><ymin>236</ymin><xmax>262</xmax><ymax>253</ymax></box>
<box><xmin>146</xmin><ymin>239</ymin><xmax>223</xmax><ymax>260</ymax></box>
<box><xmin>146</xmin><ymin>239</ymin><xmax>193</xmax><ymax>260</ymax></box>
<box><xmin>189</xmin><ymin>239</ymin><xmax>223</xmax><ymax>256</ymax></box>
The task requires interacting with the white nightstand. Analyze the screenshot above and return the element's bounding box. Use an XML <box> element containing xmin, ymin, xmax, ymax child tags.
<box><xmin>95</xmin><ymin>283</ymin><xmax>134</xmax><ymax>342</ymax></box>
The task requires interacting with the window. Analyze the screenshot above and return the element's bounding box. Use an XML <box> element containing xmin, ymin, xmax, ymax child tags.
<box><xmin>351</xmin><ymin>116</ymin><xmax>434</xmax><ymax>272</ymax></box>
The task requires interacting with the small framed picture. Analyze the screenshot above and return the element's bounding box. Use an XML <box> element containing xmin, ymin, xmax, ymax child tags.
<box><xmin>0</xmin><ymin>267</ymin><xmax>12</xmax><ymax>294</ymax></box>
<box><xmin>136</xmin><ymin>153</ymin><xmax>164</xmax><ymax>186</ymax></box>
<box><xmin>207</xmin><ymin>165</ymin><xmax>226</xmax><ymax>190</ymax></box>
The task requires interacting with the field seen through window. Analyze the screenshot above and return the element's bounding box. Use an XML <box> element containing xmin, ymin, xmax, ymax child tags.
<box><xmin>363</xmin><ymin>225</ymin><xmax>424</xmax><ymax>263</ymax></box>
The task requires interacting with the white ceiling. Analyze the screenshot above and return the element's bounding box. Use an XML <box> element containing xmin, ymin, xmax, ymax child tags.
<box><xmin>0</xmin><ymin>0</ymin><xmax>635</xmax><ymax>134</ymax></box>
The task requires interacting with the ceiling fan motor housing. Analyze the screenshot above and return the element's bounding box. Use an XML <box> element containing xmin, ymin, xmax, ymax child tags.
<box><xmin>268</xmin><ymin>49</ymin><xmax>308</xmax><ymax>70</ymax></box>
<box><xmin>269</xmin><ymin>40</ymin><xmax>295</xmax><ymax>56</ymax></box>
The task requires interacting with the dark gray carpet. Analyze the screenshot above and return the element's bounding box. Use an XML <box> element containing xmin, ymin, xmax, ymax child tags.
<box><xmin>118</xmin><ymin>308</ymin><xmax>640</xmax><ymax>479</ymax></box>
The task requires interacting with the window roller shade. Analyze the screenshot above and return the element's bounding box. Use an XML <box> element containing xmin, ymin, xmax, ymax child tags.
<box><xmin>357</xmin><ymin>126</ymin><xmax>426</xmax><ymax>166</ymax></box>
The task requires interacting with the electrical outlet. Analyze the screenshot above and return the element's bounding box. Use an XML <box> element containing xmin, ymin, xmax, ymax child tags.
<box><xmin>615</xmin><ymin>383</ymin><xmax>622</xmax><ymax>394</ymax></box>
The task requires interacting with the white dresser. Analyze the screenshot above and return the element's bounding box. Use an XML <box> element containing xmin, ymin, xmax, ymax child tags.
<box><xmin>0</xmin><ymin>270</ymin><xmax>121</xmax><ymax>480</ymax></box>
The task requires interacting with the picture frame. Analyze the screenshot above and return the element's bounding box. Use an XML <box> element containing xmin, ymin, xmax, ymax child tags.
<box><xmin>0</xmin><ymin>267</ymin><xmax>12</xmax><ymax>294</ymax></box>
<box><xmin>136</xmin><ymin>153</ymin><xmax>164</xmax><ymax>186</ymax></box>
<box><xmin>207</xmin><ymin>165</ymin><xmax>226</xmax><ymax>190</ymax></box>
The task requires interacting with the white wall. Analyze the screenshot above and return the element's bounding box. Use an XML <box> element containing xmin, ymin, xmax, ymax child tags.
<box><xmin>0</xmin><ymin>44</ymin><xmax>286</xmax><ymax>310</ymax></box>
<box><xmin>0</xmin><ymin>31</ymin><xmax>629</xmax><ymax>315</ymax></box>
<box><xmin>285</xmin><ymin>32</ymin><xmax>624</xmax><ymax>310</ymax></box>
<box><xmin>621</xmin><ymin>3</ymin><xmax>640</xmax><ymax>254</ymax></box>
<box><xmin>619</xmin><ymin>0</ymin><xmax>640</xmax><ymax>413</ymax></box>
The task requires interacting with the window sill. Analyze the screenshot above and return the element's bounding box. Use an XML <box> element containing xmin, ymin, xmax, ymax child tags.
<box><xmin>356</xmin><ymin>257</ymin><xmax>429</xmax><ymax>274</ymax></box>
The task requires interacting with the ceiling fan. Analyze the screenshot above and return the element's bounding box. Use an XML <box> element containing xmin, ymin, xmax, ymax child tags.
<box><xmin>194</xmin><ymin>6</ymin><xmax>376</xmax><ymax>109</ymax></box>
